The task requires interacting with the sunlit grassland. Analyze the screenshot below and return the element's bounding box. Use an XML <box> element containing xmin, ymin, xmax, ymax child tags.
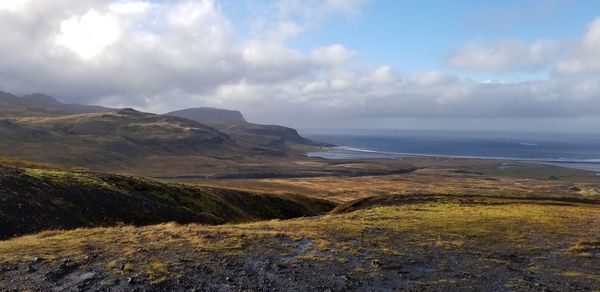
<box><xmin>195</xmin><ymin>168</ymin><xmax>599</xmax><ymax>203</ymax></box>
<box><xmin>1</xmin><ymin>197</ymin><xmax>599</xmax><ymax>283</ymax></box>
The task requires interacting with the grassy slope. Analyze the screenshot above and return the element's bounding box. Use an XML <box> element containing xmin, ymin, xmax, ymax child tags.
<box><xmin>0</xmin><ymin>194</ymin><xmax>599</xmax><ymax>290</ymax></box>
<box><xmin>0</xmin><ymin>109</ymin><xmax>238</xmax><ymax>170</ymax></box>
<box><xmin>0</xmin><ymin>109</ymin><xmax>354</xmax><ymax>178</ymax></box>
<box><xmin>196</xmin><ymin>167</ymin><xmax>600</xmax><ymax>203</ymax></box>
<box><xmin>1</xmin><ymin>157</ymin><xmax>599</xmax><ymax>289</ymax></box>
<box><xmin>0</xmin><ymin>163</ymin><xmax>335</xmax><ymax>239</ymax></box>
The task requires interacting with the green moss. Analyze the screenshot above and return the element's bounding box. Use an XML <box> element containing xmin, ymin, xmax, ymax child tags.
<box><xmin>24</xmin><ymin>168</ymin><xmax>124</xmax><ymax>193</ymax></box>
<box><xmin>51</xmin><ymin>198</ymin><xmax>75</xmax><ymax>210</ymax></box>
<box><xmin>2</xmin><ymin>163</ymin><xmax>336</xmax><ymax>239</ymax></box>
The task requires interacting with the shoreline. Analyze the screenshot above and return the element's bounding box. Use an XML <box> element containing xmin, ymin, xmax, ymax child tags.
<box><xmin>307</xmin><ymin>146</ymin><xmax>600</xmax><ymax>173</ymax></box>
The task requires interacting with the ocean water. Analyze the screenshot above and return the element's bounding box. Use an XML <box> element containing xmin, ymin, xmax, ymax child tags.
<box><xmin>301</xmin><ymin>129</ymin><xmax>600</xmax><ymax>172</ymax></box>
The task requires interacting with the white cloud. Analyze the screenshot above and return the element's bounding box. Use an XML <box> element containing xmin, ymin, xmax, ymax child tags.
<box><xmin>556</xmin><ymin>17</ymin><xmax>600</xmax><ymax>75</ymax></box>
<box><xmin>55</xmin><ymin>10</ymin><xmax>121</xmax><ymax>60</ymax></box>
<box><xmin>167</xmin><ymin>0</ymin><xmax>222</xmax><ymax>28</ymax></box>
<box><xmin>447</xmin><ymin>39</ymin><xmax>559</xmax><ymax>73</ymax></box>
<box><xmin>408</xmin><ymin>71</ymin><xmax>456</xmax><ymax>86</ymax></box>
<box><xmin>264</xmin><ymin>21</ymin><xmax>303</xmax><ymax>42</ymax></box>
<box><xmin>0</xmin><ymin>0</ymin><xmax>599</xmax><ymax>132</ymax></box>
<box><xmin>0</xmin><ymin>0</ymin><xmax>32</xmax><ymax>12</ymax></box>
<box><xmin>109</xmin><ymin>1</ymin><xmax>152</xmax><ymax>14</ymax></box>
<box><xmin>311</xmin><ymin>44</ymin><xmax>356</xmax><ymax>66</ymax></box>
<box><xmin>370</xmin><ymin>65</ymin><xmax>401</xmax><ymax>84</ymax></box>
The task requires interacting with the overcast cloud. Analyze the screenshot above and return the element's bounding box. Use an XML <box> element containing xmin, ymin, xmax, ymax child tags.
<box><xmin>0</xmin><ymin>0</ymin><xmax>599</xmax><ymax>132</ymax></box>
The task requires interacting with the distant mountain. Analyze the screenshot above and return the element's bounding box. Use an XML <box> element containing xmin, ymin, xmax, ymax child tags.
<box><xmin>167</xmin><ymin>107</ymin><xmax>247</xmax><ymax>123</ymax></box>
<box><xmin>167</xmin><ymin>107</ymin><xmax>328</xmax><ymax>155</ymax></box>
<box><xmin>0</xmin><ymin>108</ymin><xmax>236</xmax><ymax>168</ymax></box>
<box><xmin>0</xmin><ymin>91</ymin><xmax>112</xmax><ymax>117</ymax></box>
<box><xmin>0</xmin><ymin>90</ymin><xmax>327</xmax><ymax>173</ymax></box>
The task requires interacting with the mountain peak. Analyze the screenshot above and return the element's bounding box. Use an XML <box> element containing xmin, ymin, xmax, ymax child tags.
<box><xmin>21</xmin><ymin>93</ymin><xmax>60</xmax><ymax>105</ymax></box>
<box><xmin>117</xmin><ymin>108</ymin><xmax>143</xmax><ymax>115</ymax></box>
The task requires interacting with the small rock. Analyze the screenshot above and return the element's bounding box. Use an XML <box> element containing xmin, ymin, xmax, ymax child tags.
<box><xmin>32</xmin><ymin>257</ymin><xmax>45</xmax><ymax>263</ymax></box>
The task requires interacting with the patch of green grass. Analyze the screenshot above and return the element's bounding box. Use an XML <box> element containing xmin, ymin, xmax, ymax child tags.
<box><xmin>24</xmin><ymin>168</ymin><xmax>123</xmax><ymax>193</ymax></box>
<box><xmin>483</xmin><ymin>165</ymin><xmax>593</xmax><ymax>180</ymax></box>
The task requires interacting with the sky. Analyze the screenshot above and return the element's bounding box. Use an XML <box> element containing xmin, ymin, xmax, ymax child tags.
<box><xmin>1</xmin><ymin>0</ymin><xmax>600</xmax><ymax>133</ymax></box>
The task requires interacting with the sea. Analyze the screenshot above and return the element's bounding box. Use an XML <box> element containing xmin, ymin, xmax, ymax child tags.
<box><xmin>301</xmin><ymin>129</ymin><xmax>600</xmax><ymax>173</ymax></box>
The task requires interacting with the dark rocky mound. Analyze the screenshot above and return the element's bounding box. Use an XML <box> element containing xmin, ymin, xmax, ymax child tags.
<box><xmin>0</xmin><ymin>164</ymin><xmax>336</xmax><ymax>239</ymax></box>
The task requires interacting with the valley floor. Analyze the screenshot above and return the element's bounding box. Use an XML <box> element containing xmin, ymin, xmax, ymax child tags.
<box><xmin>1</xmin><ymin>157</ymin><xmax>600</xmax><ymax>291</ymax></box>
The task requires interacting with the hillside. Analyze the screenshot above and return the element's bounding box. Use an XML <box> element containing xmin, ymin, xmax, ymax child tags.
<box><xmin>0</xmin><ymin>162</ymin><xmax>336</xmax><ymax>240</ymax></box>
<box><xmin>167</xmin><ymin>108</ymin><xmax>328</xmax><ymax>156</ymax></box>
<box><xmin>1</xmin><ymin>189</ymin><xmax>599</xmax><ymax>290</ymax></box>
<box><xmin>0</xmin><ymin>154</ymin><xmax>599</xmax><ymax>290</ymax></box>
<box><xmin>0</xmin><ymin>90</ymin><xmax>330</xmax><ymax>174</ymax></box>
<box><xmin>0</xmin><ymin>108</ymin><xmax>239</xmax><ymax>168</ymax></box>
<box><xmin>166</xmin><ymin>107</ymin><xmax>247</xmax><ymax>123</ymax></box>
<box><xmin>0</xmin><ymin>91</ymin><xmax>111</xmax><ymax>117</ymax></box>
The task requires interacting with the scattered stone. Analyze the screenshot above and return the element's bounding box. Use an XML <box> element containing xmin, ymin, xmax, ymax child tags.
<box><xmin>32</xmin><ymin>257</ymin><xmax>44</xmax><ymax>263</ymax></box>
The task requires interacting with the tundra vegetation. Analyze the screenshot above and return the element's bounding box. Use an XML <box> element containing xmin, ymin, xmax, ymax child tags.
<box><xmin>1</xmin><ymin>156</ymin><xmax>599</xmax><ymax>290</ymax></box>
<box><xmin>1</xmin><ymin>92</ymin><xmax>599</xmax><ymax>290</ymax></box>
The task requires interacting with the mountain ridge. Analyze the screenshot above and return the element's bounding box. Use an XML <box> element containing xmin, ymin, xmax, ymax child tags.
<box><xmin>0</xmin><ymin>91</ymin><xmax>112</xmax><ymax>117</ymax></box>
<box><xmin>0</xmin><ymin>90</ymin><xmax>327</xmax><ymax>174</ymax></box>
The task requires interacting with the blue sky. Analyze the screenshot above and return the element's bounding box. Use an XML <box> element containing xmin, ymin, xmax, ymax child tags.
<box><xmin>214</xmin><ymin>0</ymin><xmax>600</xmax><ymax>83</ymax></box>
<box><xmin>1</xmin><ymin>0</ymin><xmax>600</xmax><ymax>132</ymax></box>
<box><xmin>287</xmin><ymin>0</ymin><xmax>600</xmax><ymax>81</ymax></box>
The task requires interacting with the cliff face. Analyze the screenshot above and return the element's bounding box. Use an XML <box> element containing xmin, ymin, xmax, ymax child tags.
<box><xmin>167</xmin><ymin>108</ymin><xmax>329</xmax><ymax>156</ymax></box>
<box><xmin>167</xmin><ymin>107</ymin><xmax>247</xmax><ymax>123</ymax></box>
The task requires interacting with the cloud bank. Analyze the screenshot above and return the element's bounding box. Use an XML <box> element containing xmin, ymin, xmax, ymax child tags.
<box><xmin>447</xmin><ymin>39</ymin><xmax>559</xmax><ymax>73</ymax></box>
<box><xmin>0</xmin><ymin>0</ymin><xmax>599</xmax><ymax>131</ymax></box>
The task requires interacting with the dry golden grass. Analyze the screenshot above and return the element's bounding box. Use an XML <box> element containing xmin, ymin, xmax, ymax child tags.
<box><xmin>193</xmin><ymin>168</ymin><xmax>596</xmax><ymax>203</ymax></box>
<box><xmin>2</xmin><ymin>155</ymin><xmax>599</xmax><ymax>289</ymax></box>
<box><xmin>1</xmin><ymin>187</ymin><xmax>599</xmax><ymax>290</ymax></box>
<box><xmin>2</xmin><ymin>198</ymin><xmax>599</xmax><ymax>265</ymax></box>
